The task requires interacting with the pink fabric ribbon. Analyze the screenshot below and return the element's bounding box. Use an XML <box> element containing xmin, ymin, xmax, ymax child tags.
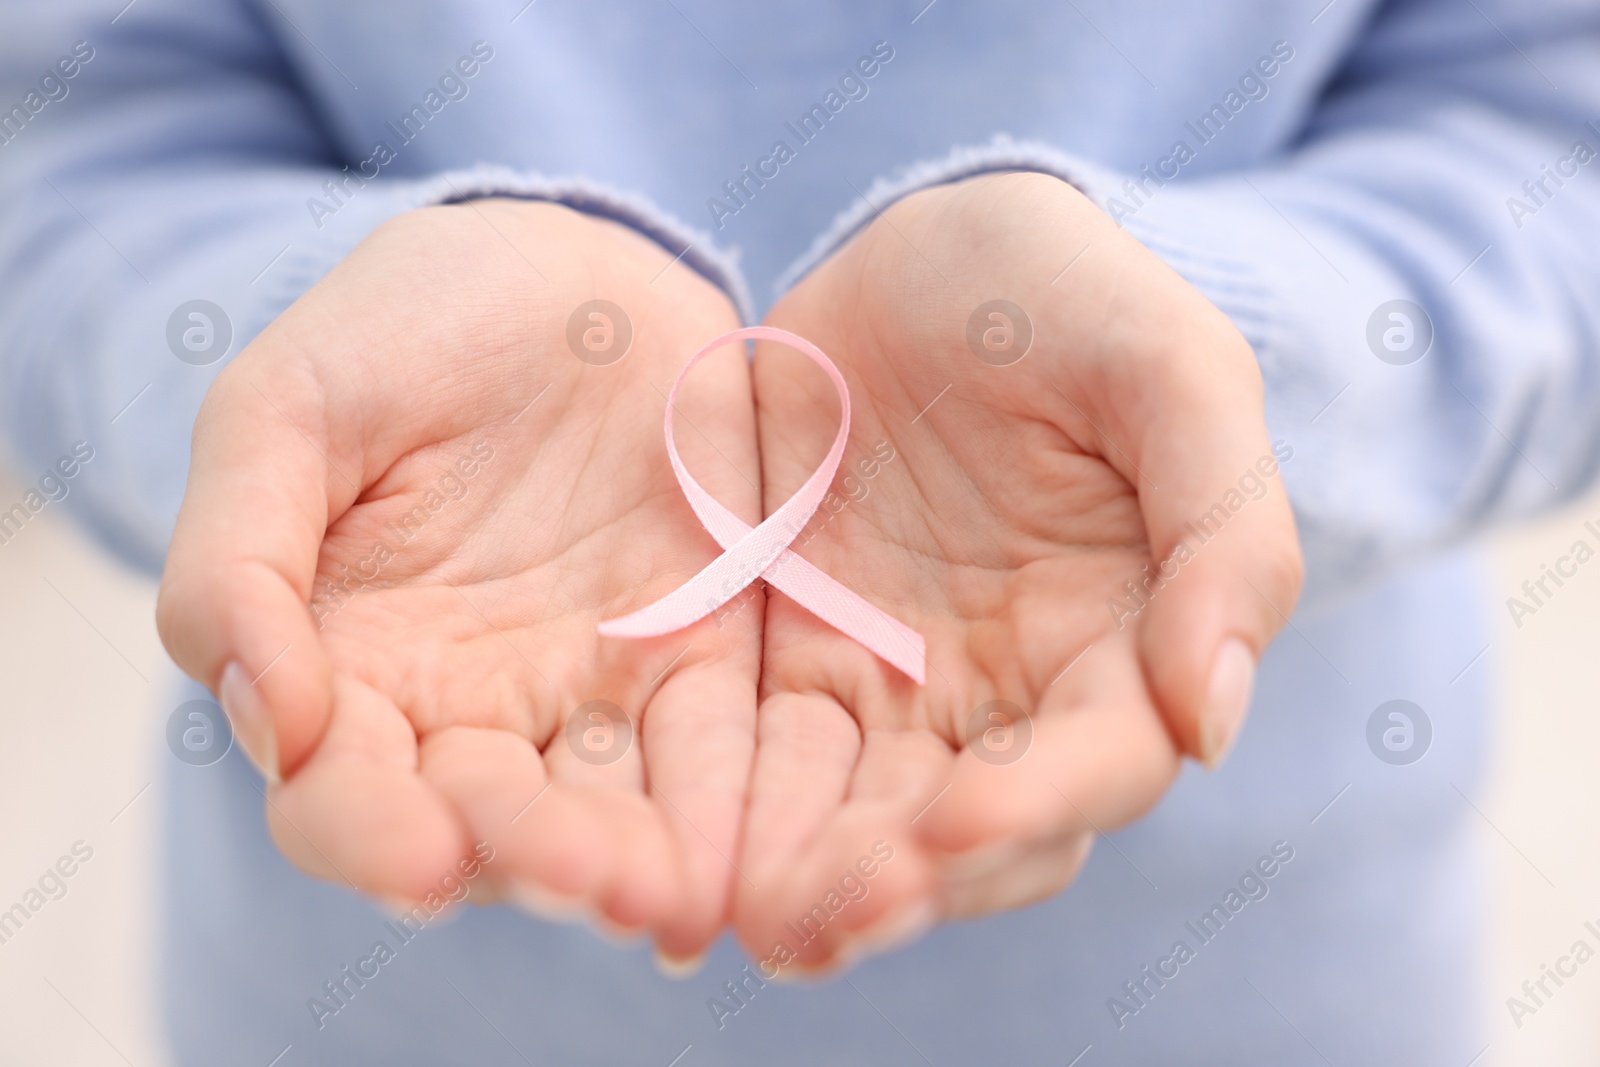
<box><xmin>598</xmin><ymin>326</ymin><xmax>926</xmax><ymax>684</ymax></box>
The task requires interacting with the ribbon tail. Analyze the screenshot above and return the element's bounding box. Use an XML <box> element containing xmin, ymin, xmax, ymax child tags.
<box><xmin>761</xmin><ymin>549</ymin><xmax>926</xmax><ymax>684</ymax></box>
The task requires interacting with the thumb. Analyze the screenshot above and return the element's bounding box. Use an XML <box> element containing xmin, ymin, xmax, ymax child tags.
<box><xmin>1118</xmin><ymin>339</ymin><xmax>1304</xmax><ymax>768</ymax></box>
<box><xmin>156</xmin><ymin>357</ymin><xmax>346</xmax><ymax>781</ymax></box>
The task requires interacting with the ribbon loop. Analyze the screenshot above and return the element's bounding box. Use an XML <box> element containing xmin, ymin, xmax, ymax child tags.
<box><xmin>598</xmin><ymin>326</ymin><xmax>926</xmax><ymax>684</ymax></box>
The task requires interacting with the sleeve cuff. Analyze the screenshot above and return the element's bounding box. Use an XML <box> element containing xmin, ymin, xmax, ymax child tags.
<box><xmin>770</xmin><ymin>134</ymin><xmax>1303</xmax><ymax>470</ymax></box>
<box><xmin>41</xmin><ymin>166</ymin><xmax>754</xmax><ymax>575</ymax></box>
<box><xmin>774</xmin><ymin>136</ymin><xmax>1280</xmax><ymax>351</ymax></box>
<box><xmin>773</xmin><ymin>135</ymin><xmax>1121</xmax><ymax>298</ymax></box>
<box><xmin>771</xmin><ymin>136</ymin><xmax>1364</xmax><ymax>603</ymax></box>
<box><xmin>259</xmin><ymin>163</ymin><xmax>757</xmax><ymax>345</ymax></box>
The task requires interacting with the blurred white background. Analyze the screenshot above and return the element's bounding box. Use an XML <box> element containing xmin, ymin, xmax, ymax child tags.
<box><xmin>0</xmin><ymin>457</ymin><xmax>1595</xmax><ymax>1066</ymax></box>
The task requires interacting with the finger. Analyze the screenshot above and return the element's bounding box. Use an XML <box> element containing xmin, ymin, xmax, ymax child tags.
<box><xmin>521</xmin><ymin>694</ymin><xmax>677</xmax><ymax>937</ymax></box>
<box><xmin>916</xmin><ymin>641</ymin><xmax>1179</xmax><ymax>856</ymax></box>
<box><xmin>937</xmin><ymin>831</ymin><xmax>1092</xmax><ymax>918</ymax></box>
<box><xmin>781</xmin><ymin>811</ymin><xmax>936</xmax><ymax>974</ymax></box>
<box><xmin>421</xmin><ymin>724</ymin><xmax>690</xmax><ymax>938</ymax></box>
<box><xmin>157</xmin><ymin>357</ymin><xmax>342</xmax><ymax>780</ymax></box>
<box><xmin>640</xmin><ymin>657</ymin><xmax>758</xmax><ymax>962</ymax></box>
<box><xmin>267</xmin><ymin>673</ymin><xmax>466</xmax><ymax>899</ymax></box>
<box><xmin>734</xmin><ymin>692</ymin><xmax>861</xmax><ymax>966</ymax></box>
<box><xmin>807</xmin><ymin>728</ymin><xmax>951</xmax><ymax>965</ymax></box>
<box><xmin>1133</xmin><ymin>337</ymin><xmax>1303</xmax><ymax>766</ymax></box>
<box><xmin>738</xmin><ymin>799</ymin><xmax>937</xmax><ymax>974</ymax></box>
<box><xmin>738</xmin><ymin>691</ymin><xmax>860</xmax><ymax>884</ymax></box>
<box><xmin>736</xmin><ymin>700</ymin><xmax>941</xmax><ymax>971</ymax></box>
<box><xmin>417</xmin><ymin>727</ymin><xmax>616</xmax><ymax>918</ymax></box>
<box><xmin>1082</xmin><ymin>306</ymin><xmax>1304</xmax><ymax>767</ymax></box>
<box><xmin>1004</xmin><ymin>209</ymin><xmax>1305</xmax><ymax>768</ymax></box>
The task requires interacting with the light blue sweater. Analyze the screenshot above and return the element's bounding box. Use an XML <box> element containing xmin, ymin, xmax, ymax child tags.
<box><xmin>3</xmin><ymin>0</ymin><xmax>1598</xmax><ymax>1062</ymax></box>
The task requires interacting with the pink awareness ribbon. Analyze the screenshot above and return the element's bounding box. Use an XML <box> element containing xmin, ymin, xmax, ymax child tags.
<box><xmin>597</xmin><ymin>326</ymin><xmax>926</xmax><ymax>684</ymax></box>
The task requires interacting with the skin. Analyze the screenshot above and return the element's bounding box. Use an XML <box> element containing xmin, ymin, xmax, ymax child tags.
<box><xmin>157</xmin><ymin>199</ymin><xmax>761</xmax><ymax>959</ymax></box>
<box><xmin>737</xmin><ymin>172</ymin><xmax>1302</xmax><ymax>969</ymax></box>
<box><xmin>157</xmin><ymin>172</ymin><xmax>1303</xmax><ymax>973</ymax></box>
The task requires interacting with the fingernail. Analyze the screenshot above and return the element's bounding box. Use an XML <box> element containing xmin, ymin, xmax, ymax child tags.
<box><xmin>424</xmin><ymin>902</ymin><xmax>463</xmax><ymax>928</ymax></box>
<box><xmin>1200</xmin><ymin>638</ymin><xmax>1256</xmax><ymax>769</ymax></box>
<box><xmin>850</xmin><ymin>899</ymin><xmax>936</xmax><ymax>955</ymax></box>
<box><xmin>831</xmin><ymin>900</ymin><xmax>939</xmax><ymax>973</ymax></box>
<box><xmin>592</xmin><ymin>913</ymin><xmax>647</xmax><ymax>946</ymax></box>
<box><xmin>508</xmin><ymin>881</ymin><xmax>586</xmax><ymax>924</ymax></box>
<box><xmin>781</xmin><ymin>954</ymin><xmax>852</xmax><ymax>982</ymax></box>
<box><xmin>653</xmin><ymin>947</ymin><xmax>709</xmax><ymax>979</ymax></box>
<box><xmin>219</xmin><ymin>661</ymin><xmax>280</xmax><ymax>783</ymax></box>
<box><xmin>376</xmin><ymin>895</ymin><xmax>416</xmax><ymax>920</ymax></box>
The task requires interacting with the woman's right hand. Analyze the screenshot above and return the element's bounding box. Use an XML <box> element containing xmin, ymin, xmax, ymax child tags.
<box><xmin>157</xmin><ymin>199</ymin><xmax>762</xmax><ymax>964</ymax></box>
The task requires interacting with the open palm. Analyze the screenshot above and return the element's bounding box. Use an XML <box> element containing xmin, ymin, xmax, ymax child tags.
<box><xmin>160</xmin><ymin>177</ymin><xmax>1300</xmax><ymax>971</ymax></box>
<box><xmin>159</xmin><ymin>200</ymin><xmax>760</xmax><ymax>959</ymax></box>
<box><xmin>735</xmin><ymin>172</ymin><xmax>1302</xmax><ymax>968</ymax></box>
